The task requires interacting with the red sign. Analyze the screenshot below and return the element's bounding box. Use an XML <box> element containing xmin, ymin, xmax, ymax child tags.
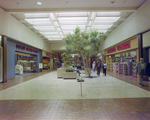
<box><xmin>16</xmin><ymin>44</ymin><xmax>26</xmax><ymax>50</ymax></box>
<box><xmin>117</xmin><ymin>42</ymin><xmax>130</xmax><ymax>51</ymax></box>
<box><xmin>46</xmin><ymin>53</ymin><xmax>51</xmax><ymax>57</ymax></box>
<box><xmin>107</xmin><ymin>47</ymin><xmax>116</xmax><ymax>53</ymax></box>
<box><xmin>33</xmin><ymin>50</ymin><xmax>38</xmax><ymax>53</ymax></box>
<box><xmin>26</xmin><ymin>48</ymin><xmax>33</xmax><ymax>52</ymax></box>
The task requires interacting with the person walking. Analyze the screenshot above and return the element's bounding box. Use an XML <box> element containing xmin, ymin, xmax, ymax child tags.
<box><xmin>103</xmin><ymin>60</ymin><xmax>107</xmax><ymax>76</ymax></box>
<box><xmin>92</xmin><ymin>61</ymin><xmax>96</xmax><ymax>71</ymax></box>
<box><xmin>96</xmin><ymin>59</ymin><xmax>102</xmax><ymax>76</ymax></box>
<box><xmin>136</xmin><ymin>58</ymin><xmax>147</xmax><ymax>86</ymax></box>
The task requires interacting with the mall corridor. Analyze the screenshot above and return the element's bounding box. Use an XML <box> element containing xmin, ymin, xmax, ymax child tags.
<box><xmin>0</xmin><ymin>70</ymin><xmax>150</xmax><ymax>120</ymax></box>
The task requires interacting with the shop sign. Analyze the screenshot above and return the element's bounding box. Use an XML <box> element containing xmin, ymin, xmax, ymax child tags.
<box><xmin>26</xmin><ymin>48</ymin><xmax>33</xmax><ymax>52</ymax></box>
<box><xmin>33</xmin><ymin>50</ymin><xmax>38</xmax><ymax>53</ymax></box>
<box><xmin>16</xmin><ymin>44</ymin><xmax>26</xmax><ymax>50</ymax></box>
<box><xmin>17</xmin><ymin>44</ymin><xmax>38</xmax><ymax>53</ymax></box>
<box><xmin>117</xmin><ymin>42</ymin><xmax>130</xmax><ymax>51</ymax></box>
<box><xmin>107</xmin><ymin>47</ymin><xmax>116</xmax><ymax>53</ymax></box>
<box><xmin>46</xmin><ymin>53</ymin><xmax>51</xmax><ymax>57</ymax></box>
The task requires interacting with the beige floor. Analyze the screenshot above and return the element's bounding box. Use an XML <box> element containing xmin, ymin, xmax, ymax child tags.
<box><xmin>0</xmin><ymin>71</ymin><xmax>150</xmax><ymax>100</ymax></box>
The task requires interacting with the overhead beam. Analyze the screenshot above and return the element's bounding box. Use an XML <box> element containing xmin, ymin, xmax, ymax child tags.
<box><xmin>6</xmin><ymin>7</ymin><xmax>137</xmax><ymax>14</ymax></box>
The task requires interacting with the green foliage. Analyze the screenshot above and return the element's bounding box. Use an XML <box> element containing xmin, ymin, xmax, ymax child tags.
<box><xmin>65</xmin><ymin>69</ymin><xmax>74</xmax><ymax>72</ymax></box>
<box><xmin>63</xmin><ymin>26</ymin><xmax>107</xmax><ymax>57</ymax></box>
<box><xmin>61</xmin><ymin>52</ymin><xmax>72</xmax><ymax>66</ymax></box>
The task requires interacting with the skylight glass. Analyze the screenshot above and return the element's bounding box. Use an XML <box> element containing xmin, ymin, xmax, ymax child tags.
<box><xmin>25</xmin><ymin>18</ymin><xmax>51</xmax><ymax>24</ymax></box>
<box><xmin>57</xmin><ymin>12</ymin><xmax>88</xmax><ymax>17</ymax></box>
<box><xmin>24</xmin><ymin>13</ymin><xmax>48</xmax><ymax>18</ymax></box>
<box><xmin>58</xmin><ymin>17</ymin><xmax>88</xmax><ymax>22</ymax></box>
<box><xmin>95</xmin><ymin>17</ymin><xmax>120</xmax><ymax>22</ymax></box>
<box><xmin>97</xmin><ymin>12</ymin><xmax>121</xmax><ymax>16</ymax></box>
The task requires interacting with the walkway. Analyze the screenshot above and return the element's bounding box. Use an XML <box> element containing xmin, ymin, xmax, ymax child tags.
<box><xmin>0</xmin><ymin>70</ymin><xmax>150</xmax><ymax>120</ymax></box>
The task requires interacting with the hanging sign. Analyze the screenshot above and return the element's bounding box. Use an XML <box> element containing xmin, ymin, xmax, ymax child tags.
<box><xmin>117</xmin><ymin>42</ymin><xmax>130</xmax><ymax>51</ymax></box>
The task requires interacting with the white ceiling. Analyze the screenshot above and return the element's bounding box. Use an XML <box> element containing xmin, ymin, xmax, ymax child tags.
<box><xmin>0</xmin><ymin>0</ymin><xmax>147</xmax><ymax>44</ymax></box>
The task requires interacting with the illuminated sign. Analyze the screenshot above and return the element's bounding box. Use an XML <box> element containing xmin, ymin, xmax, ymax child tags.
<box><xmin>16</xmin><ymin>44</ymin><xmax>26</xmax><ymax>50</ymax></box>
<box><xmin>16</xmin><ymin>44</ymin><xmax>38</xmax><ymax>53</ymax></box>
<box><xmin>117</xmin><ymin>42</ymin><xmax>130</xmax><ymax>51</ymax></box>
<box><xmin>26</xmin><ymin>48</ymin><xmax>33</xmax><ymax>52</ymax></box>
<box><xmin>107</xmin><ymin>47</ymin><xmax>116</xmax><ymax>53</ymax></box>
<box><xmin>46</xmin><ymin>53</ymin><xmax>51</xmax><ymax>57</ymax></box>
<box><xmin>33</xmin><ymin>50</ymin><xmax>38</xmax><ymax>53</ymax></box>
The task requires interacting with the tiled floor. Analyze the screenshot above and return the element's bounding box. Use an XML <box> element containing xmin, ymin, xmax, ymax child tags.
<box><xmin>0</xmin><ymin>70</ymin><xmax>150</xmax><ymax>120</ymax></box>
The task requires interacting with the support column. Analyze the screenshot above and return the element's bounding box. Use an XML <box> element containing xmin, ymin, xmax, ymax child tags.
<box><xmin>138</xmin><ymin>33</ymin><xmax>143</xmax><ymax>59</ymax></box>
<box><xmin>2</xmin><ymin>36</ymin><xmax>7</xmax><ymax>82</ymax></box>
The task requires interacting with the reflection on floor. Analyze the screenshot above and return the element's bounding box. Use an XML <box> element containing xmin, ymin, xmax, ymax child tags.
<box><xmin>15</xmin><ymin>72</ymin><xmax>34</xmax><ymax>78</ymax></box>
<box><xmin>0</xmin><ymin>70</ymin><xmax>150</xmax><ymax>120</ymax></box>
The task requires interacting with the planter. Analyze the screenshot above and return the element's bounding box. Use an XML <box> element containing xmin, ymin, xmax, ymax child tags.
<box><xmin>57</xmin><ymin>68</ymin><xmax>65</xmax><ymax>78</ymax></box>
<box><xmin>63</xmin><ymin>72</ymin><xmax>77</xmax><ymax>79</ymax></box>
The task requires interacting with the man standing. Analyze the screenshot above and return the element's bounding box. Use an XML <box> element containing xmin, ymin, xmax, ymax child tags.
<box><xmin>136</xmin><ymin>58</ymin><xmax>147</xmax><ymax>86</ymax></box>
<box><xmin>96</xmin><ymin>59</ymin><xmax>102</xmax><ymax>76</ymax></box>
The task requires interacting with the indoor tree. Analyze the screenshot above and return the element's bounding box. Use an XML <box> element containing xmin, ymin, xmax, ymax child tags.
<box><xmin>63</xmin><ymin>26</ymin><xmax>107</xmax><ymax>76</ymax></box>
<box><xmin>61</xmin><ymin>52</ymin><xmax>72</xmax><ymax>68</ymax></box>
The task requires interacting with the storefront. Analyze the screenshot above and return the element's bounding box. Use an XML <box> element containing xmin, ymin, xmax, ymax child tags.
<box><xmin>105</xmin><ymin>36</ymin><xmax>139</xmax><ymax>78</ymax></box>
<box><xmin>142</xmin><ymin>30</ymin><xmax>150</xmax><ymax>63</ymax></box>
<box><xmin>7</xmin><ymin>38</ymin><xmax>42</xmax><ymax>79</ymax></box>
<box><xmin>42</xmin><ymin>51</ymin><xmax>53</xmax><ymax>70</ymax></box>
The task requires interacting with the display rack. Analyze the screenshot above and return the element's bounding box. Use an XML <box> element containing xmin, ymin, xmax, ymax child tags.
<box><xmin>131</xmin><ymin>60</ymin><xmax>137</xmax><ymax>78</ymax></box>
<box><xmin>113</xmin><ymin>63</ymin><xmax>118</xmax><ymax>73</ymax></box>
<box><xmin>109</xmin><ymin>57</ymin><xmax>113</xmax><ymax>71</ymax></box>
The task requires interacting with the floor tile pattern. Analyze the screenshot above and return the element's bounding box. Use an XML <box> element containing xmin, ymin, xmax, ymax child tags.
<box><xmin>0</xmin><ymin>98</ymin><xmax>150</xmax><ymax>120</ymax></box>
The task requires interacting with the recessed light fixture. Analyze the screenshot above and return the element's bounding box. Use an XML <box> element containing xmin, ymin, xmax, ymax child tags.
<box><xmin>37</xmin><ymin>2</ymin><xmax>42</xmax><ymax>5</ymax></box>
<box><xmin>110</xmin><ymin>1</ymin><xmax>115</xmax><ymax>4</ymax></box>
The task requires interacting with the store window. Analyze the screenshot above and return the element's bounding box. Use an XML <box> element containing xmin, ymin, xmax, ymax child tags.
<box><xmin>15</xmin><ymin>52</ymin><xmax>37</xmax><ymax>76</ymax></box>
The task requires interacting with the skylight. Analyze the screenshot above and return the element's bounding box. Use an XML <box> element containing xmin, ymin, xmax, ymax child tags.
<box><xmin>24</xmin><ymin>12</ymin><xmax>121</xmax><ymax>41</ymax></box>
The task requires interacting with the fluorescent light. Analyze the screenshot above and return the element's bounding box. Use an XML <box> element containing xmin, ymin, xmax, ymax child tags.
<box><xmin>95</xmin><ymin>17</ymin><xmax>120</xmax><ymax>22</ymax></box>
<box><xmin>37</xmin><ymin>2</ymin><xmax>42</xmax><ymax>5</ymax></box>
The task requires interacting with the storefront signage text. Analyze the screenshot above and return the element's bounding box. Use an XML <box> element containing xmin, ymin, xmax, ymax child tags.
<box><xmin>16</xmin><ymin>44</ymin><xmax>26</xmax><ymax>50</ymax></box>
<box><xmin>46</xmin><ymin>53</ymin><xmax>51</xmax><ymax>57</ymax></box>
<box><xmin>117</xmin><ymin>42</ymin><xmax>130</xmax><ymax>51</ymax></box>
<box><xmin>107</xmin><ymin>47</ymin><xmax>116</xmax><ymax>53</ymax></box>
<box><xmin>16</xmin><ymin>44</ymin><xmax>38</xmax><ymax>53</ymax></box>
<box><xmin>27</xmin><ymin>48</ymin><xmax>33</xmax><ymax>52</ymax></box>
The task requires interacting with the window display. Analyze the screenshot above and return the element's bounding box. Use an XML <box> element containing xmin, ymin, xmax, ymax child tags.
<box><xmin>15</xmin><ymin>52</ymin><xmax>37</xmax><ymax>74</ymax></box>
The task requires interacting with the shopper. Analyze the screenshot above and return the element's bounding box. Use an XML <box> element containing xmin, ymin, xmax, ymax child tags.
<box><xmin>136</xmin><ymin>58</ymin><xmax>147</xmax><ymax>86</ymax></box>
<box><xmin>96</xmin><ymin>59</ymin><xmax>102</xmax><ymax>76</ymax></box>
<box><xmin>102</xmin><ymin>60</ymin><xmax>105</xmax><ymax>75</ymax></box>
<box><xmin>92</xmin><ymin>61</ymin><xmax>96</xmax><ymax>71</ymax></box>
<box><xmin>103</xmin><ymin>60</ymin><xmax>107</xmax><ymax>76</ymax></box>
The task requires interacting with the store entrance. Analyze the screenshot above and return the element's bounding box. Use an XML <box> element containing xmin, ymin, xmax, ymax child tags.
<box><xmin>42</xmin><ymin>57</ymin><xmax>50</xmax><ymax>71</ymax></box>
<box><xmin>15</xmin><ymin>52</ymin><xmax>37</xmax><ymax>78</ymax></box>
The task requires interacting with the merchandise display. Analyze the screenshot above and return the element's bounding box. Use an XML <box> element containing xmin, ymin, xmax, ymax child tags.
<box><xmin>112</xmin><ymin>63</ymin><xmax>119</xmax><ymax>73</ymax></box>
<box><xmin>131</xmin><ymin>60</ymin><xmax>137</xmax><ymax>78</ymax></box>
<box><xmin>109</xmin><ymin>57</ymin><xmax>113</xmax><ymax>71</ymax></box>
<box><xmin>118</xmin><ymin>62</ymin><xmax>129</xmax><ymax>75</ymax></box>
